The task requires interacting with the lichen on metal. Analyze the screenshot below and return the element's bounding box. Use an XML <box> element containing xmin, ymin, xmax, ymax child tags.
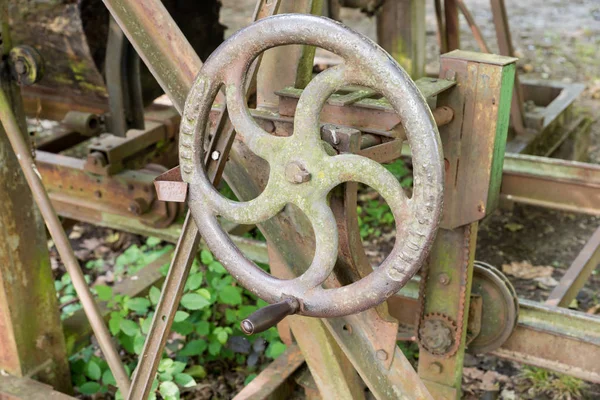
<box><xmin>179</xmin><ymin>14</ymin><xmax>444</xmax><ymax>318</ymax></box>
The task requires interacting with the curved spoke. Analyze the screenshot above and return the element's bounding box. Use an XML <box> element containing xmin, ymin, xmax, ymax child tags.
<box><xmin>225</xmin><ymin>77</ymin><xmax>286</xmax><ymax>160</ymax></box>
<box><xmin>329</xmin><ymin>154</ymin><xmax>412</xmax><ymax>222</ymax></box>
<box><xmin>294</xmin><ymin>196</ymin><xmax>339</xmax><ymax>289</ymax></box>
<box><xmin>292</xmin><ymin>65</ymin><xmax>347</xmax><ymax>148</ymax></box>
<box><xmin>191</xmin><ymin>176</ymin><xmax>287</xmax><ymax>225</ymax></box>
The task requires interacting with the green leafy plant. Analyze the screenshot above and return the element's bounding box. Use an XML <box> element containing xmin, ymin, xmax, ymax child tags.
<box><xmin>357</xmin><ymin>159</ymin><xmax>412</xmax><ymax>240</ymax></box>
<box><xmin>67</xmin><ymin>247</ymin><xmax>285</xmax><ymax>399</ymax></box>
<box><xmin>519</xmin><ymin>367</ymin><xmax>586</xmax><ymax>400</ymax></box>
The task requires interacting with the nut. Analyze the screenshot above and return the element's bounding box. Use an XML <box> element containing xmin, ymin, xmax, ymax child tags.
<box><xmin>285</xmin><ymin>161</ymin><xmax>311</xmax><ymax>184</ymax></box>
<box><xmin>376</xmin><ymin>349</ymin><xmax>388</xmax><ymax>361</ymax></box>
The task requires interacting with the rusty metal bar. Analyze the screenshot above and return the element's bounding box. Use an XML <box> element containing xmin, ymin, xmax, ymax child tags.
<box><xmin>0</xmin><ymin>87</ymin><xmax>131</xmax><ymax>394</ymax></box>
<box><xmin>546</xmin><ymin>226</ymin><xmax>600</xmax><ymax>308</ymax></box>
<box><xmin>492</xmin><ymin>299</ymin><xmax>600</xmax><ymax>383</ymax></box>
<box><xmin>127</xmin><ymin>213</ymin><xmax>200</xmax><ymax>400</ymax></box>
<box><xmin>233</xmin><ymin>344</ymin><xmax>305</xmax><ymax>400</ymax></box>
<box><xmin>0</xmin><ymin>10</ymin><xmax>71</xmax><ymax>389</ymax></box>
<box><xmin>490</xmin><ymin>0</ymin><xmax>526</xmax><ymax>135</ymax></box>
<box><xmin>501</xmin><ymin>154</ymin><xmax>600</xmax><ymax>215</ymax></box>
<box><xmin>389</xmin><ymin>287</ymin><xmax>600</xmax><ymax>384</ymax></box>
<box><xmin>0</xmin><ymin>374</ymin><xmax>77</xmax><ymax>400</ymax></box>
<box><xmin>456</xmin><ymin>0</ymin><xmax>491</xmax><ymax>53</ymax></box>
<box><xmin>444</xmin><ymin>0</ymin><xmax>460</xmax><ymax>51</ymax></box>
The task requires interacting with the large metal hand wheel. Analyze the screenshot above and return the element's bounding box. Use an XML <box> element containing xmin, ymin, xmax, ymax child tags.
<box><xmin>179</xmin><ymin>14</ymin><xmax>444</xmax><ymax>318</ymax></box>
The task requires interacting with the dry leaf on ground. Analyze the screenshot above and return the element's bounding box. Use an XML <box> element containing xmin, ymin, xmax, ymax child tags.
<box><xmin>502</xmin><ymin>261</ymin><xmax>554</xmax><ymax>280</ymax></box>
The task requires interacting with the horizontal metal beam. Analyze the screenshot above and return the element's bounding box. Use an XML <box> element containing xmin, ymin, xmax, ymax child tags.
<box><xmin>50</xmin><ymin>205</ymin><xmax>269</xmax><ymax>265</ymax></box>
<box><xmin>501</xmin><ymin>153</ymin><xmax>600</xmax><ymax>215</ymax></box>
<box><xmin>546</xmin><ymin>225</ymin><xmax>600</xmax><ymax>307</ymax></box>
<box><xmin>0</xmin><ymin>374</ymin><xmax>77</xmax><ymax>400</ymax></box>
<box><xmin>388</xmin><ymin>283</ymin><xmax>600</xmax><ymax>383</ymax></box>
<box><xmin>493</xmin><ymin>299</ymin><xmax>600</xmax><ymax>383</ymax></box>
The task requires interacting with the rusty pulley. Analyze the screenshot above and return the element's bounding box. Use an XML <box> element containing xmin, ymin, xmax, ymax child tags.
<box><xmin>180</xmin><ymin>14</ymin><xmax>444</xmax><ymax>323</ymax></box>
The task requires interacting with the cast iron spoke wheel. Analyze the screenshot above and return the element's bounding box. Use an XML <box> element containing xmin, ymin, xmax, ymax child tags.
<box><xmin>179</xmin><ymin>14</ymin><xmax>444</xmax><ymax>319</ymax></box>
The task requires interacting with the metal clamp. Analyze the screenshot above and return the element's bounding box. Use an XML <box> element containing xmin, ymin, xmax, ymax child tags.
<box><xmin>180</xmin><ymin>14</ymin><xmax>444</xmax><ymax>318</ymax></box>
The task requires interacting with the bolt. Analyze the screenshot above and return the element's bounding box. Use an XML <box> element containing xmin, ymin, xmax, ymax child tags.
<box><xmin>285</xmin><ymin>161</ymin><xmax>311</xmax><ymax>184</ymax></box>
<box><xmin>438</xmin><ymin>273</ymin><xmax>450</xmax><ymax>285</ymax></box>
<box><xmin>14</xmin><ymin>59</ymin><xmax>27</xmax><ymax>75</ymax></box>
<box><xmin>211</xmin><ymin>150</ymin><xmax>220</xmax><ymax>161</ymax></box>
<box><xmin>430</xmin><ymin>362</ymin><xmax>443</xmax><ymax>374</ymax></box>
<box><xmin>376</xmin><ymin>349</ymin><xmax>388</xmax><ymax>361</ymax></box>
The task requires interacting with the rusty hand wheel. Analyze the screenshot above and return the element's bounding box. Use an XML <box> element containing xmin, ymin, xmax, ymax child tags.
<box><xmin>179</xmin><ymin>14</ymin><xmax>444</xmax><ymax>323</ymax></box>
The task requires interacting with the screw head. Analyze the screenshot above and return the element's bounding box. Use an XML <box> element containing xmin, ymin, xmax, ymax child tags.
<box><xmin>438</xmin><ymin>273</ymin><xmax>450</xmax><ymax>285</ymax></box>
<box><xmin>211</xmin><ymin>151</ymin><xmax>220</xmax><ymax>161</ymax></box>
<box><xmin>376</xmin><ymin>349</ymin><xmax>388</xmax><ymax>361</ymax></box>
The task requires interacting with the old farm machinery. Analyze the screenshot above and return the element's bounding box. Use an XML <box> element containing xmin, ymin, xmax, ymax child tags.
<box><xmin>0</xmin><ymin>1</ymin><xmax>599</xmax><ymax>399</ymax></box>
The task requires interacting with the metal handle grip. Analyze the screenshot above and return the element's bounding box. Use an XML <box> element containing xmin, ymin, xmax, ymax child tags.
<box><xmin>241</xmin><ymin>298</ymin><xmax>299</xmax><ymax>335</ymax></box>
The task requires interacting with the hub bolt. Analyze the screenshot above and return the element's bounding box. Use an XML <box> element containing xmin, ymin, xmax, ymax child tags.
<box><xmin>285</xmin><ymin>161</ymin><xmax>311</xmax><ymax>184</ymax></box>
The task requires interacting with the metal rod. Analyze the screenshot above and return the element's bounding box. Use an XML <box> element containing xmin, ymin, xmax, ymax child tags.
<box><xmin>490</xmin><ymin>0</ymin><xmax>526</xmax><ymax>135</ymax></box>
<box><xmin>457</xmin><ymin>0</ymin><xmax>491</xmax><ymax>53</ymax></box>
<box><xmin>127</xmin><ymin>212</ymin><xmax>200</xmax><ymax>400</ymax></box>
<box><xmin>546</xmin><ymin>225</ymin><xmax>600</xmax><ymax>307</ymax></box>
<box><xmin>0</xmin><ymin>87</ymin><xmax>131</xmax><ymax>394</ymax></box>
<box><xmin>444</xmin><ymin>0</ymin><xmax>460</xmax><ymax>51</ymax></box>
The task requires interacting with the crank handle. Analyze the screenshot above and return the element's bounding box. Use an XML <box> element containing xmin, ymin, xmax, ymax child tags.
<box><xmin>241</xmin><ymin>297</ymin><xmax>299</xmax><ymax>335</ymax></box>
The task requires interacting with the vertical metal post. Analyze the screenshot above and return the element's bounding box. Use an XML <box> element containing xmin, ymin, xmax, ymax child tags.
<box><xmin>444</xmin><ymin>0</ymin><xmax>460</xmax><ymax>51</ymax></box>
<box><xmin>0</xmin><ymin>2</ymin><xmax>71</xmax><ymax>392</ymax></box>
<box><xmin>490</xmin><ymin>0</ymin><xmax>526</xmax><ymax>135</ymax></box>
<box><xmin>417</xmin><ymin>224</ymin><xmax>477</xmax><ymax>400</ymax></box>
<box><xmin>417</xmin><ymin>50</ymin><xmax>516</xmax><ymax>399</ymax></box>
<box><xmin>377</xmin><ymin>0</ymin><xmax>426</xmax><ymax>78</ymax></box>
<box><xmin>0</xmin><ymin>89</ymin><xmax>131</xmax><ymax>394</ymax></box>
